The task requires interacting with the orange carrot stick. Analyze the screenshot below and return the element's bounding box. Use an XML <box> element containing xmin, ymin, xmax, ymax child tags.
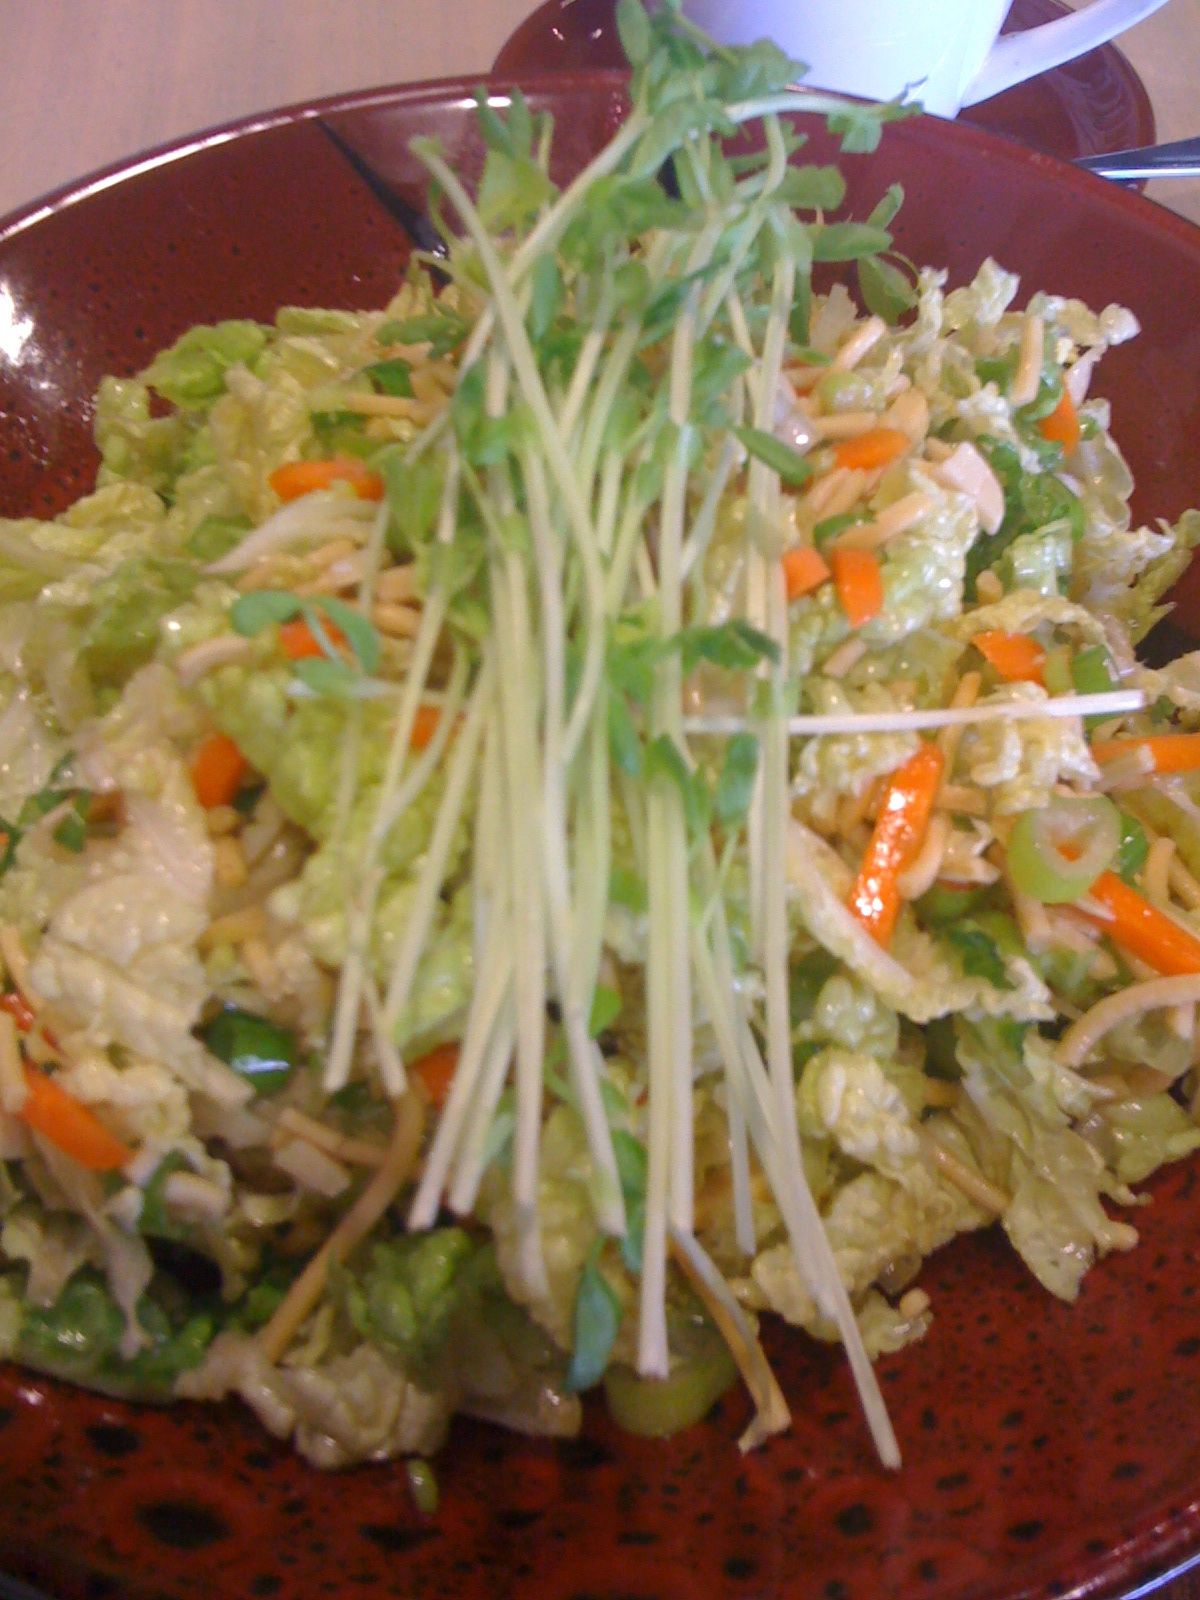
<box><xmin>847</xmin><ymin>742</ymin><xmax>946</xmax><ymax>946</ymax></box>
<box><xmin>832</xmin><ymin>427</ymin><xmax>911</xmax><ymax>473</ymax></box>
<box><xmin>1081</xmin><ymin>871</ymin><xmax>1200</xmax><ymax>976</ymax></box>
<box><xmin>781</xmin><ymin>545</ymin><xmax>831</xmax><ymax>602</ymax></box>
<box><xmin>829</xmin><ymin>546</ymin><xmax>883</xmax><ymax>628</ymax></box>
<box><xmin>190</xmin><ymin>732</ymin><xmax>247</xmax><ymax>809</ymax></box>
<box><xmin>410</xmin><ymin>1042</ymin><xmax>460</xmax><ymax>1109</ymax></box>
<box><xmin>20</xmin><ymin>1066</ymin><xmax>132</xmax><ymax>1171</ymax></box>
<box><xmin>268</xmin><ymin>459</ymin><xmax>384</xmax><ymax>503</ymax></box>
<box><xmin>971</xmin><ymin>630</ymin><xmax>1047</xmax><ymax>685</ymax></box>
<box><xmin>1038</xmin><ymin>388</ymin><xmax>1081</xmax><ymax>454</ymax></box>
<box><xmin>409</xmin><ymin>704</ymin><xmax>443</xmax><ymax>751</ymax></box>
<box><xmin>278</xmin><ymin>616</ymin><xmax>349</xmax><ymax>661</ymax></box>
<box><xmin>1091</xmin><ymin>733</ymin><xmax>1200</xmax><ymax>776</ymax></box>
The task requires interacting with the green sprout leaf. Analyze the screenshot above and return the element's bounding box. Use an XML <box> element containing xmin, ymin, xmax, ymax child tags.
<box><xmin>810</xmin><ymin>221</ymin><xmax>893</xmax><ymax>263</ymax></box>
<box><xmin>857</xmin><ymin>253</ymin><xmax>917</xmax><ymax>324</ymax></box>
<box><xmin>674</xmin><ymin>619</ymin><xmax>780</xmax><ymax>674</ymax></box>
<box><xmin>377</xmin><ymin>309</ymin><xmax>469</xmax><ymax>358</ymax></box>
<box><xmin>589</xmin><ymin>984</ymin><xmax>623</xmax><ymax>1037</ymax></box>
<box><xmin>713</xmin><ymin>732</ymin><xmax>760</xmax><ymax>828</ymax></box>
<box><xmin>645</xmin><ymin>734</ymin><xmax>710</xmax><ymax>834</ymax></box>
<box><xmin>616</xmin><ymin>0</ymin><xmax>653</xmax><ymax>65</ymax></box>
<box><xmin>229</xmin><ymin>590</ymin><xmax>303</xmax><ymax>635</ymax></box>
<box><xmin>734</xmin><ymin>424</ymin><xmax>813</xmax><ymax>487</ymax></box>
<box><xmin>566</xmin><ymin>1250</ymin><xmax>622</xmax><ymax>1392</ymax></box>
<box><xmin>364</xmin><ymin>357</ymin><xmax>414</xmax><ymax>397</ymax></box>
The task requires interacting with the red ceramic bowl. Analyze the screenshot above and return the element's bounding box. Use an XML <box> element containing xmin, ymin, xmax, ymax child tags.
<box><xmin>4</xmin><ymin>71</ymin><xmax>1200</xmax><ymax>1600</ymax></box>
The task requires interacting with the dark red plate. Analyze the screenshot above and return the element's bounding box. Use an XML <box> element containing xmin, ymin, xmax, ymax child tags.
<box><xmin>492</xmin><ymin>0</ymin><xmax>1157</xmax><ymax>160</ymax></box>
<box><xmin>4</xmin><ymin>69</ymin><xmax>1200</xmax><ymax>1600</ymax></box>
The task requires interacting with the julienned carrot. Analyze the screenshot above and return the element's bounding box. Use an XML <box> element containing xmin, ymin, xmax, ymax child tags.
<box><xmin>1091</xmin><ymin>733</ymin><xmax>1200</xmax><ymax>776</ymax></box>
<box><xmin>971</xmin><ymin>630</ymin><xmax>1046</xmax><ymax>685</ymax></box>
<box><xmin>1081</xmin><ymin>871</ymin><xmax>1200</xmax><ymax>976</ymax></box>
<box><xmin>410</xmin><ymin>704</ymin><xmax>443</xmax><ymax>751</ymax></box>
<box><xmin>268</xmin><ymin>459</ymin><xmax>384</xmax><ymax>503</ymax></box>
<box><xmin>190</xmin><ymin>732</ymin><xmax>247</xmax><ymax>809</ymax></box>
<box><xmin>278</xmin><ymin>615</ymin><xmax>349</xmax><ymax>661</ymax></box>
<box><xmin>781</xmin><ymin>544</ymin><xmax>831</xmax><ymax>602</ymax></box>
<box><xmin>0</xmin><ymin>991</ymin><xmax>36</xmax><ymax>1032</ymax></box>
<box><xmin>20</xmin><ymin>1065</ymin><xmax>132</xmax><ymax>1171</ymax></box>
<box><xmin>829</xmin><ymin>546</ymin><xmax>883</xmax><ymax>628</ymax></box>
<box><xmin>1038</xmin><ymin>388</ymin><xmax>1081</xmax><ymax>453</ymax></box>
<box><xmin>410</xmin><ymin>1042</ymin><xmax>460</xmax><ymax>1108</ymax></box>
<box><xmin>832</xmin><ymin>427</ymin><xmax>911</xmax><ymax>474</ymax></box>
<box><xmin>847</xmin><ymin>742</ymin><xmax>946</xmax><ymax>946</ymax></box>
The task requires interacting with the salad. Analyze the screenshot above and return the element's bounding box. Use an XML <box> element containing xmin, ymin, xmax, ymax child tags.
<box><xmin>2</xmin><ymin>0</ymin><xmax>1200</xmax><ymax>1475</ymax></box>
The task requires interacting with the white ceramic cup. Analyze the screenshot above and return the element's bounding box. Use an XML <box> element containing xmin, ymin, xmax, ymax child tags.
<box><xmin>680</xmin><ymin>0</ymin><xmax>1171</xmax><ymax>117</ymax></box>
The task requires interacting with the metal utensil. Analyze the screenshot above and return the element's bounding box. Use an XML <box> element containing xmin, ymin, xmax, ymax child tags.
<box><xmin>1075</xmin><ymin>135</ymin><xmax>1200</xmax><ymax>182</ymax></box>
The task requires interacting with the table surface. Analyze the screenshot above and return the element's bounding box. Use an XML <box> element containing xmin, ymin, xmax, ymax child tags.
<box><xmin>1</xmin><ymin>3</ymin><xmax>1200</xmax><ymax>1599</ymax></box>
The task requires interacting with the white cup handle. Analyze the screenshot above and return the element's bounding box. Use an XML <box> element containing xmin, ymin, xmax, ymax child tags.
<box><xmin>960</xmin><ymin>0</ymin><xmax>1170</xmax><ymax>109</ymax></box>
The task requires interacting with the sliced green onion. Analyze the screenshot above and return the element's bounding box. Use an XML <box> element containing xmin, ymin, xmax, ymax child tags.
<box><xmin>1072</xmin><ymin>646</ymin><xmax>1118</xmax><ymax>731</ymax></box>
<box><xmin>1072</xmin><ymin>646</ymin><xmax>1116</xmax><ymax>696</ymax></box>
<box><xmin>566</xmin><ymin>1251</ymin><xmax>621</xmax><ymax>1392</ymax></box>
<box><xmin>200</xmin><ymin>1007</ymin><xmax>297</xmax><ymax>1093</ymax></box>
<box><xmin>1041</xmin><ymin>645</ymin><xmax>1074</xmax><ymax>698</ymax></box>
<box><xmin>603</xmin><ymin>1340</ymin><xmax>736</xmax><ymax>1437</ymax></box>
<box><xmin>365</xmin><ymin>357</ymin><xmax>414</xmax><ymax>397</ymax></box>
<box><xmin>1007</xmin><ymin>795</ymin><xmax>1120</xmax><ymax>904</ymax></box>
<box><xmin>1115</xmin><ymin>810</ymin><xmax>1149</xmax><ymax>884</ymax></box>
<box><xmin>812</xmin><ymin>511</ymin><xmax>864</xmax><ymax>548</ymax></box>
<box><xmin>405</xmin><ymin>1457</ymin><xmax>440</xmax><ymax>1515</ymax></box>
<box><xmin>914</xmin><ymin>881</ymin><xmax>991</xmax><ymax>928</ymax></box>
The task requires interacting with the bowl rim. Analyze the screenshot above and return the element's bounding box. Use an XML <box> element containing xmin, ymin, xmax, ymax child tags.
<box><xmin>3</xmin><ymin>64</ymin><xmax>1200</xmax><ymax>254</ymax></box>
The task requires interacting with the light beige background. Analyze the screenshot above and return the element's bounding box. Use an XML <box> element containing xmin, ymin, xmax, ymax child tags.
<box><xmin>0</xmin><ymin>0</ymin><xmax>1197</xmax><ymax>223</ymax></box>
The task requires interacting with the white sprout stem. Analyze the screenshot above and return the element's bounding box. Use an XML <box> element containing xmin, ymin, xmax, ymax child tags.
<box><xmin>637</xmin><ymin>268</ymin><xmax>708</xmax><ymax>1372</ymax></box>
<box><xmin>407</xmin><ymin>926</ymin><xmax>515</xmax><ymax>1229</ymax></box>
<box><xmin>668</xmin><ymin>1224</ymin><xmax>791</xmax><ymax>1452</ymax></box>
<box><xmin>323</xmin><ymin>630</ymin><xmax>463</xmax><ymax>1092</ymax></box>
<box><xmin>414</xmin><ymin>146</ymin><xmax>609</xmax><ymax>769</ymax></box>
<box><xmin>569</xmin><ymin>701</ymin><xmax>613</xmax><ymax>1017</ymax></box>
<box><xmin>356</xmin><ymin>492</ymin><xmax>393</xmax><ymax>611</ymax></box>
<box><xmin>605</xmin><ymin>477</ymin><xmax>658</xmax><ymax>614</ymax></box>
<box><xmin>671</xmin><ymin>171</ymin><xmax>901</xmax><ymax>1466</ymax></box>
<box><xmin>363</xmin><ymin>980</ymin><xmax>406</xmax><ymax>1098</ymax></box>
<box><xmin>323</xmin><ymin>479</ymin><xmax>454</xmax><ymax>1092</ymax></box>
<box><xmin>638</xmin><ymin>784</ymin><xmax>675</xmax><ymax>1377</ymax></box>
<box><xmin>593</xmin><ymin>448</ymin><xmax>623</xmax><ymax>560</ymax></box>
<box><xmin>492</xmin><ymin>544</ymin><xmax>550</xmax><ymax>1298</ymax></box>
<box><xmin>680</xmin><ymin>436</ymin><xmax>740</xmax><ymax>582</ymax></box>
<box><xmin>521</xmin><ymin>444</ymin><xmax>625</xmax><ymax>1235</ymax></box>
<box><xmin>574</xmin><ymin>316</ymin><xmax>644</xmax><ymax>496</ymax></box>
<box><xmin>447</xmin><ymin>999</ymin><xmax>518</xmax><ymax>1214</ymax></box>
<box><xmin>693</xmin><ymin>908</ymin><xmax>902</xmax><ymax>1468</ymax></box>
<box><xmin>372</xmin><ymin>645</ymin><xmax>469</xmax><ymax>839</ymax></box>
<box><xmin>726</xmin><ymin>1086</ymin><xmax>757</xmax><ymax>1258</ymax></box>
<box><xmin>470</xmin><ymin>707</ymin><xmax>505</xmax><ymax>967</ymax></box>
<box><xmin>684</xmin><ymin>689</ymin><xmax>1146</xmax><ymax>737</ymax></box>
<box><xmin>661</xmin><ymin>334</ymin><xmax>698</xmax><ymax>1244</ymax></box>
<box><xmin>328</xmin><ymin>497</ymin><xmax>391</xmax><ymax>849</ymax></box>
<box><xmin>559</xmin><ymin>287</ymin><xmax>616</xmax><ymax>441</ymax></box>
<box><xmin>753</xmin><ymin>242</ymin><xmax>800</xmax><ymax>1132</ymax></box>
<box><xmin>380</xmin><ymin>653</ymin><xmax>493</xmax><ymax>1035</ymax></box>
